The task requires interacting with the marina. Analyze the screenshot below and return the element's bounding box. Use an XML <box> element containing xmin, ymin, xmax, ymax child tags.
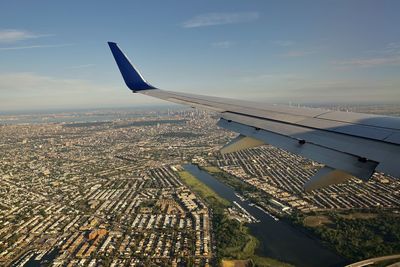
<box><xmin>233</xmin><ymin>201</ymin><xmax>260</xmax><ymax>223</ymax></box>
<box><xmin>254</xmin><ymin>204</ymin><xmax>280</xmax><ymax>221</ymax></box>
<box><xmin>184</xmin><ymin>164</ymin><xmax>346</xmax><ymax>267</ymax></box>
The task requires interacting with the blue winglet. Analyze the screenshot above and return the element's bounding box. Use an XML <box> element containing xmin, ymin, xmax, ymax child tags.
<box><xmin>108</xmin><ymin>42</ymin><xmax>156</xmax><ymax>91</ymax></box>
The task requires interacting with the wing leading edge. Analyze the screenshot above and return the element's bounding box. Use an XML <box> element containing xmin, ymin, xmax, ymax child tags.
<box><xmin>108</xmin><ymin>42</ymin><xmax>400</xmax><ymax>191</ymax></box>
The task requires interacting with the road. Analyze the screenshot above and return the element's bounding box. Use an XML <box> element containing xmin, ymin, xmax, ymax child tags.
<box><xmin>346</xmin><ymin>254</ymin><xmax>400</xmax><ymax>267</ymax></box>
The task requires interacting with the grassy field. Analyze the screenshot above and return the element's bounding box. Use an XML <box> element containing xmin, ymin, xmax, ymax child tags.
<box><xmin>303</xmin><ymin>215</ymin><xmax>332</xmax><ymax>227</ymax></box>
<box><xmin>203</xmin><ymin>166</ymin><xmax>223</xmax><ymax>173</ymax></box>
<box><xmin>250</xmin><ymin>256</ymin><xmax>294</xmax><ymax>267</ymax></box>
<box><xmin>338</xmin><ymin>212</ymin><xmax>377</xmax><ymax>220</ymax></box>
<box><xmin>178</xmin><ymin>170</ymin><xmax>230</xmax><ymax>208</ymax></box>
<box><xmin>222</xmin><ymin>260</ymin><xmax>250</xmax><ymax>267</ymax></box>
<box><xmin>222</xmin><ymin>257</ymin><xmax>292</xmax><ymax>267</ymax></box>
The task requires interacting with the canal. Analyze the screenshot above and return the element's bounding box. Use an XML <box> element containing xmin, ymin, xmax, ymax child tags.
<box><xmin>184</xmin><ymin>164</ymin><xmax>347</xmax><ymax>267</ymax></box>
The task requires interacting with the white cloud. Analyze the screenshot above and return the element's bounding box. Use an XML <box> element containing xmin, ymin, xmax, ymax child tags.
<box><xmin>0</xmin><ymin>44</ymin><xmax>73</xmax><ymax>51</ymax></box>
<box><xmin>272</xmin><ymin>40</ymin><xmax>295</xmax><ymax>47</ymax></box>
<box><xmin>334</xmin><ymin>42</ymin><xmax>400</xmax><ymax>69</ymax></box>
<box><xmin>67</xmin><ymin>64</ymin><xmax>95</xmax><ymax>69</ymax></box>
<box><xmin>238</xmin><ymin>73</ymin><xmax>300</xmax><ymax>83</ymax></box>
<box><xmin>281</xmin><ymin>50</ymin><xmax>317</xmax><ymax>57</ymax></box>
<box><xmin>0</xmin><ymin>72</ymin><xmax>103</xmax><ymax>93</ymax></box>
<box><xmin>366</xmin><ymin>42</ymin><xmax>400</xmax><ymax>56</ymax></box>
<box><xmin>236</xmin><ymin>72</ymin><xmax>400</xmax><ymax>103</ymax></box>
<box><xmin>183</xmin><ymin>12</ymin><xmax>259</xmax><ymax>28</ymax></box>
<box><xmin>0</xmin><ymin>72</ymin><xmax>159</xmax><ymax>110</ymax></box>
<box><xmin>0</xmin><ymin>29</ymin><xmax>68</xmax><ymax>53</ymax></box>
<box><xmin>0</xmin><ymin>29</ymin><xmax>52</xmax><ymax>43</ymax></box>
<box><xmin>284</xmin><ymin>79</ymin><xmax>400</xmax><ymax>103</ymax></box>
<box><xmin>333</xmin><ymin>57</ymin><xmax>400</xmax><ymax>68</ymax></box>
<box><xmin>212</xmin><ymin>41</ymin><xmax>234</xmax><ymax>48</ymax></box>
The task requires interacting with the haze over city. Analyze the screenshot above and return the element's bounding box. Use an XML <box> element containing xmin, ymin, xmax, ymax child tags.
<box><xmin>1</xmin><ymin>0</ymin><xmax>400</xmax><ymax>111</ymax></box>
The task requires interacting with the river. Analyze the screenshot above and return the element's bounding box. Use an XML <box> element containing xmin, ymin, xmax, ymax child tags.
<box><xmin>183</xmin><ymin>164</ymin><xmax>347</xmax><ymax>267</ymax></box>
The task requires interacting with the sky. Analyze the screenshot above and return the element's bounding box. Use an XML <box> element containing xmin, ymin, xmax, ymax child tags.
<box><xmin>0</xmin><ymin>0</ymin><xmax>399</xmax><ymax>111</ymax></box>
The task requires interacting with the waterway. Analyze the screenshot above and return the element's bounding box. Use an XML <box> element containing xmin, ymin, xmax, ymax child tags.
<box><xmin>183</xmin><ymin>164</ymin><xmax>347</xmax><ymax>267</ymax></box>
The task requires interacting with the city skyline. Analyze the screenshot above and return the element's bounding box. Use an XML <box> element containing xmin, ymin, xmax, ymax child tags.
<box><xmin>1</xmin><ymin>0</ymin><xmax>400</xmax><ymax>111</ymax></box>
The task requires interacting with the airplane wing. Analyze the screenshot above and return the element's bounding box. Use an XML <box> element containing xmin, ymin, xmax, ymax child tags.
<box><xmin>108</xmin><ymin>42</ymin><xmax>400</xmax><ymax>191</ymax></box>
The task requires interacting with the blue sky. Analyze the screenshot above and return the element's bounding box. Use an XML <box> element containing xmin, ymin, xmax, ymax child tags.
<box><xmin>0</xmin><ymin>0</ymin><xmax>399</xmax><ymax>111</ymax></box>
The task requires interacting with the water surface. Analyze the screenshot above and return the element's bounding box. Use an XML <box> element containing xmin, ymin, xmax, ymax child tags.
<box><xmin>184</xmin><ymin>164</ymin><xmax>347</xmax><ymax>267</ymax></box>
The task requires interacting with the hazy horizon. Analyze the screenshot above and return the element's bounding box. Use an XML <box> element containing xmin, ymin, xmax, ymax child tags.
<box><xmin>1</xmin><ymin>101</ymin><xmax>399</xmax><ymax>117</ymax></box>
<box><xmin>0</xmin><ymin>1</ymin><xmax>399</xmax><ymax>110</ymax></box>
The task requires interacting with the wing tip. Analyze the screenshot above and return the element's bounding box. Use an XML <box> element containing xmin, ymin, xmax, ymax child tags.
<box><xmin>108</xmin><ymin>41</ymin><xmax>156</xmax><ymax>92</ymax></box>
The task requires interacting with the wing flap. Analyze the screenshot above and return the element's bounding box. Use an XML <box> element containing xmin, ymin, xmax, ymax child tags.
<box><xmin>220</xmin><ymin>135</ymin><xmax>265</xmax><ymax>154</ymax></box>
<box><xmin>218</xmin><ymin>118</ymin><xmax>379</xmax><ymax>181</ymax></box>
<box><xmin>304</xmin><ymin>167</ymin><xmax>355</xmax><ymax>192</ymax></box>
